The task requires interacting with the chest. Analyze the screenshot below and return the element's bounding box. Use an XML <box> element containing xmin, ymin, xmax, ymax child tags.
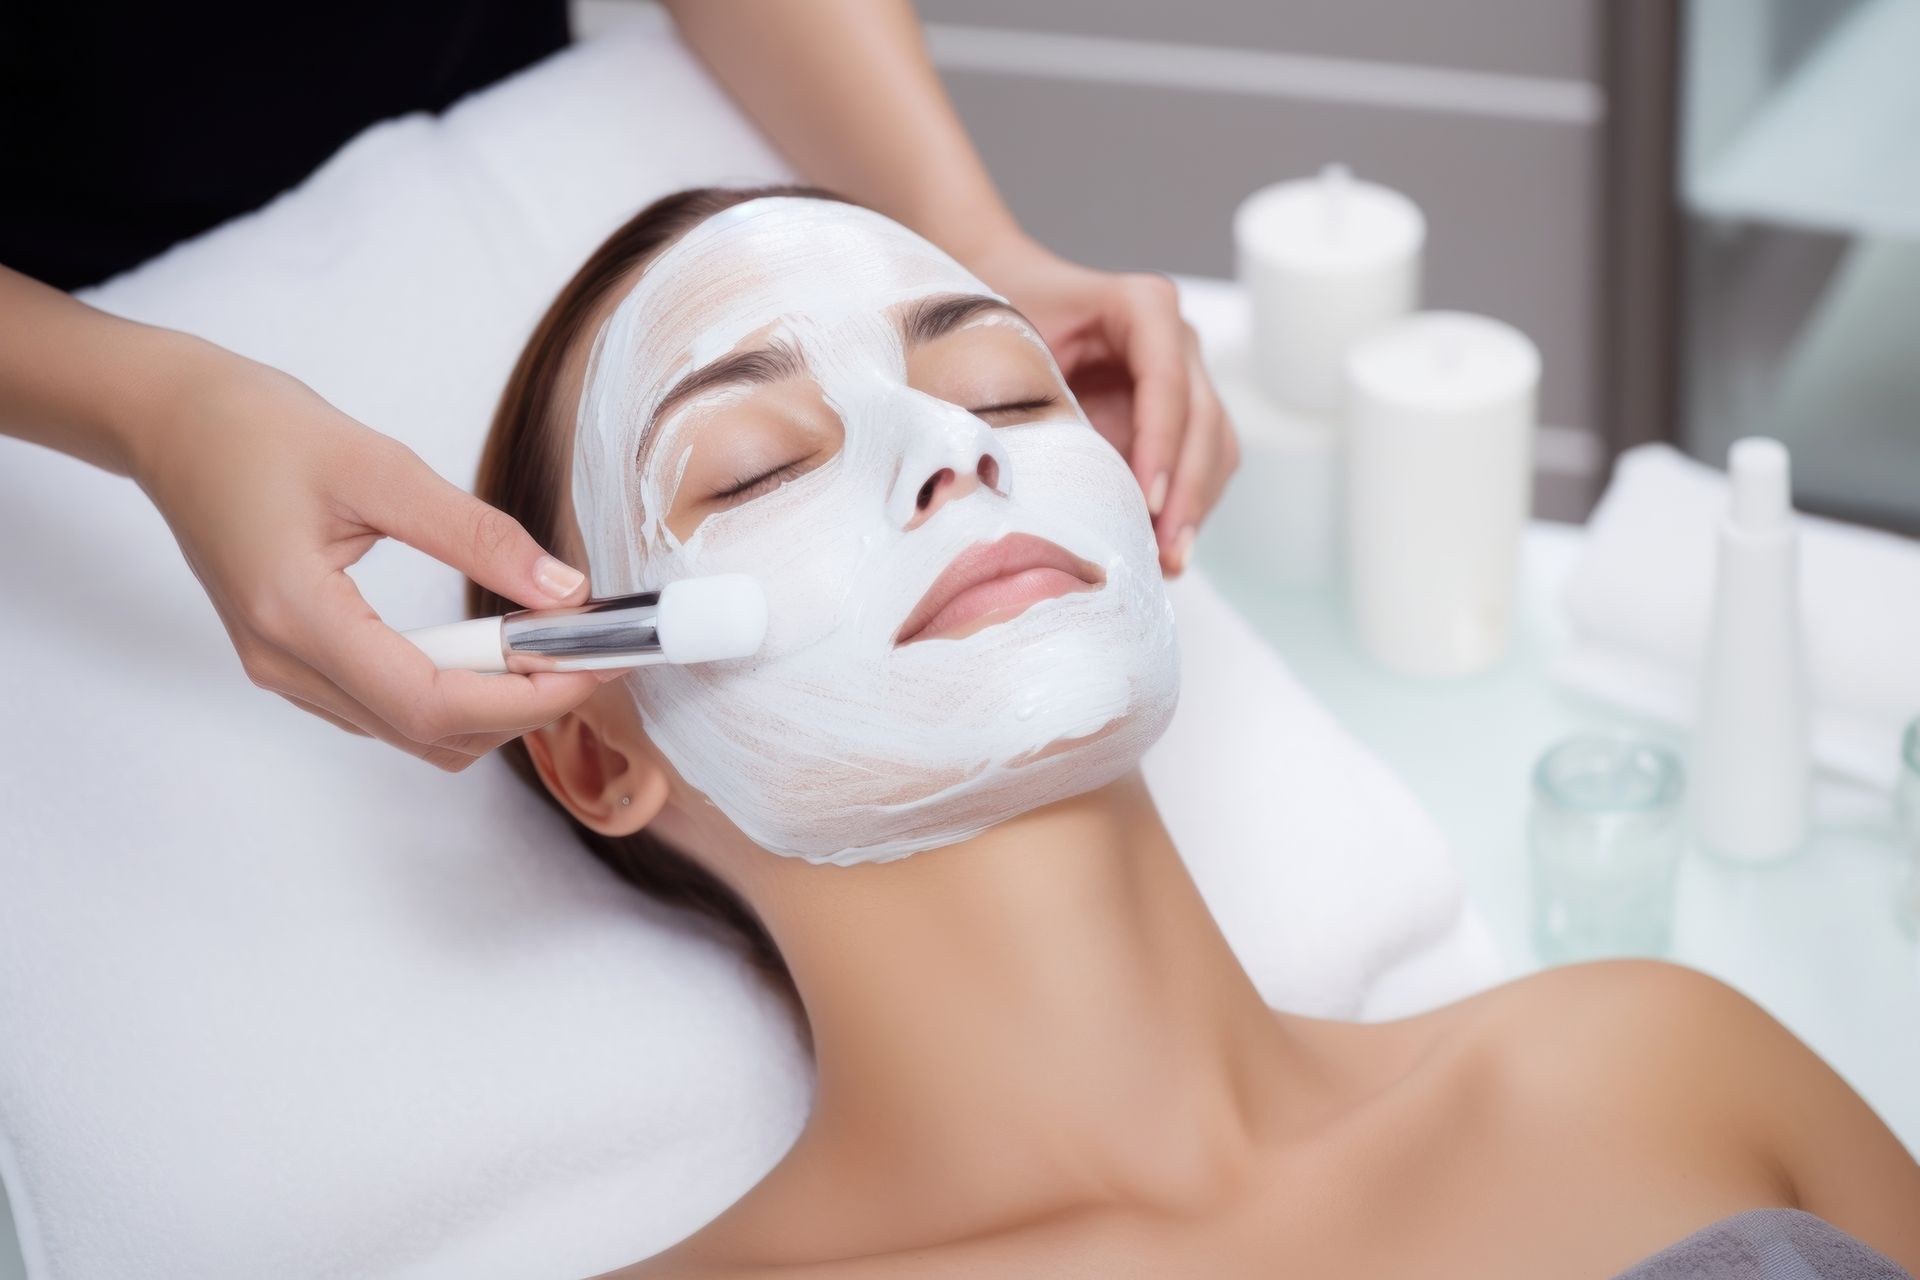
<box><xmin>959</xmin><ymin>1085</ymin><xmax>1790</xmax><ymax>1280</ymax></box>
<box><xmin>1140</xmin><ymin>1104</ymin><xmax>1787</xmax><ymax>1279</ymax></box>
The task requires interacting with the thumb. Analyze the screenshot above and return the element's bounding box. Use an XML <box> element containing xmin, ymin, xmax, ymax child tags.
<box><xmin>355</xmin><ymin>440</ymin><xmax>589</xmax><ymax>610</ymax></box>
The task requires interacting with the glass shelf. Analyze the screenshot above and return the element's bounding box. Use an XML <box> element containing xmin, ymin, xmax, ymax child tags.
<box><xmin>1677</xmin><ymin>0</ymin><xmax>1920</xmax><ymax>534</ymax></box>
<box><xmin>1684</xmin><ymin>0</ymin><xmax>1920</xmax><ymax>240</ymax></box>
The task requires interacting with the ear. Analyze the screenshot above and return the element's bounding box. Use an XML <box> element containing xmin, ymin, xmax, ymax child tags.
<box><xmin>523</xmin><ymin>698</ymin><xmax>671</xmax><ymax>837</ymax></box>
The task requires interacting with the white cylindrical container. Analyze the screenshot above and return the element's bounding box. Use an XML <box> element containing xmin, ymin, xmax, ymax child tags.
<box><xmin>1209</xmin><ymin>363</ymin><xmax>1341</xmax><ymax>587</ymax></box>
<box><xmin>1690</xmin><ymin>437</ymin><xmax>1812</xmax><ymax>864</ymax></box>
<box><xmin>1345</xmin><ymin>311</ymin><xmax>1539</xmax><ymax>676</ymax></box>
<box><xmin>1234</xmin><ymin>163</ymin><xmax>1424</xmax><ymax>415</ymax></box>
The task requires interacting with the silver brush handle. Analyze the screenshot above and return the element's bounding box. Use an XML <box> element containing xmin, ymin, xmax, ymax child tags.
<box><xmin>500</xmin><ymin>592</ymin><xmax>665</xmax><ymax>670</ymax></box>
<box><xmin>404</xmin><ymin>575</ymin><xmax>766</xmax><ymax>672</ymax></box>
<box><xmin>403</xmin><ymin>591</ymin><xmax>669</xmax><ymax>673</ymax></box>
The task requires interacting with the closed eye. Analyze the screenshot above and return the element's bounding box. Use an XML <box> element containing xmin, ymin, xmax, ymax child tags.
<box><xmin>713</xmin><ymin>395</ymin><xmax>1058</xmax><ymax>504</ymax></box>
<box><xmin>971</xmin><ymin>394</ymin><xmax>1057</xmax><ymax>418</ymax></box>
<box><xmin>716</xmin><ymin>459</ymin><xmax>806</xmax><ymax>503</ymax></box>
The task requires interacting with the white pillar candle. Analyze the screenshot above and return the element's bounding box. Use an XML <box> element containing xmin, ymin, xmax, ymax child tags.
<box><xmin>1344</xmin><ymin>310</ymin><xmax>1539</xmax><ymax>676</ymax></box>
<box><xmin>1234</xmin><ymin>163</ymin><xmax>1425</xmax><ymax>415</ymax></box>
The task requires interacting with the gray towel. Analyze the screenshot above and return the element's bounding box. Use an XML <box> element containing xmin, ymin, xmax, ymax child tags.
<box><xmin>1613</xmin><ymin>1208</ymin><xmax>1912</xmax><ymax>1280</ymax></box>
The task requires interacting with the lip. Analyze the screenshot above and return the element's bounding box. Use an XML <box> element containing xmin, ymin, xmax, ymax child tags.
<box><xmin>894</xmin><ymin>532</ymin><xmax>1105</xmax><ymax>647</ymax></box>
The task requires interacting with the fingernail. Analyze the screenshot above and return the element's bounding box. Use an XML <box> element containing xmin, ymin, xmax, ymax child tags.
<box><xmin>595</xmin><ymin>667</ymin><xmax>627</xmax><ymax>684</ymax></box>
<box><xmin>1147</xmin><ymin>470</ymin><xmax>1169</xmax><ymax>517</ymax></box>
<box><xmin>535</xmin><ymin>555</ymin><xmax>585</xmax><ymax>600</ymax></box>
<box><xmin>1172</xmin><ymin>524</ymin><xmax>1196</xmax><ymax>575</ymax></box>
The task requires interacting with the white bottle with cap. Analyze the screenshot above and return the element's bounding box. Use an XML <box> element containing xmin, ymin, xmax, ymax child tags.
<box><xmin>1690</xmin><ymin>437</ymin><xmax>1812</xmax><ymax>863</ymax></box>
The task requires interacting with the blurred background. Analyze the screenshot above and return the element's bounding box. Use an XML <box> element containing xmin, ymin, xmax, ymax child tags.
<box><xmin>578</xmin><ymin>0</ymin><xmax>1916</xmax><ymax>530</ymax></box>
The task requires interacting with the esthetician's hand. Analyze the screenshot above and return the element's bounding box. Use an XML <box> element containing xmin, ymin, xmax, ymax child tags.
<box><xmin>660</xmin><ymin>0</ymin><xmax>1237</xmax><ymax>576</ymax></box>
<box><xmin>965</xmin><ymin>233</ymin><xmax>1240</xmax><ymax>577</ymax></box>
<box><xmin>126</xmin><ymin>337</ymin><xmax>615</xmax><ymax>771</ymax></box>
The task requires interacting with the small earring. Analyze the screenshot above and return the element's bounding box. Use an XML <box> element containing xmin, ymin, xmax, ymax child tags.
<box><xmin>619</xmin><ymin>795</ymin><xmax>631</xmax><ymax>807</ymax></box>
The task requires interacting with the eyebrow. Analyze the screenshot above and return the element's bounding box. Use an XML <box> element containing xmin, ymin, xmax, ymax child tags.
<box><xmin>642</xmin><ymin>339</ymin><xmax>807</xmax><ymax>451</ymax></box>
<box><xmin>902</xmin><ymin>293</ymin><xmax>1027</xmax><ymax>347</ymax></box>
<box><xmin>635</xmin><ymin>294</ymin><xmax>1030</xmax><ymax>467</ymax></box>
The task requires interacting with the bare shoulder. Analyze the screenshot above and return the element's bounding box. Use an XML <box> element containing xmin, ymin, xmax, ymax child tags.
<box><xmin>1287</xmin><ymin>960</ymin><xmax>1766</xmax><ymax>1120</ymax></box>
<box><xmin>1466</xmin><ymin>957</ymin><xmax>1773</xmax><ymax>1050</ymax></box>
<box><xmin>1449</xmin><ymin>960</ymin><xmax>1920</xmax><ymax>1270</ymax></box>
<box><xmin>1362</xmin><ymin>961</ymin><xmax>1774</xmax><ymax>1148</ymax></box>
<box><xmin>1456</xmin><ymin>959</ymin><xmax>1819</xmax><ymax>1120</ymax></box>
<box><xmin>1375</xmin><ymin>958</ymin><xmax>1766</xmax><ymax>1077</ymax></box>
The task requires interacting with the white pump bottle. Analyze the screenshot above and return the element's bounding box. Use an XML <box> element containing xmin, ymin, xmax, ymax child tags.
<box><xmin>1690</xmin><ymin>437</ymin><xmax>1812</xmax><ymax>863</ymax></box>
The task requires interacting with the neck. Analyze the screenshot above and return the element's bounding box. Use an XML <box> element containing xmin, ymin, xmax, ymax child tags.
<box><xmin>743</xmin><ymin>771</ymin><xmax>1335</xmax><ymax>1245</ymax></box>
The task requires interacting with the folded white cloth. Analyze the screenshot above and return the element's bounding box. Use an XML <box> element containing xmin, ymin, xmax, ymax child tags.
<box><xmin>1554</xmin><ymin>442</ymin><xmax>1920</xmax><ymax>791</ymax></box>
<box><xmin>0</xmin><ymin>16</ymin><xmax>1491</xmax><ymax>1280</ymax></box>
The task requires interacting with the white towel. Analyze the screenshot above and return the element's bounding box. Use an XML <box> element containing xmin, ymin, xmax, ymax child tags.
<box><xmin>1150</xmin><ymin>570</ymin><xmax>1469</xmax><ymax>1017</ymax></box>
<box><xmin>0</xmin><ymin>16</ymin><xmax>1490</xmax><ymax>1280</ymax></box>
<box><xmin>1554</xmin><ymin>442</ymin><xmax>1920</xmax><ymax>791</ymax></box>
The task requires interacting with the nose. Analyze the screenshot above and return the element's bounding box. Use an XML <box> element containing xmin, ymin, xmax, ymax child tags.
<box><xmin>886</xmin><ymin>398</ymin><xmax>1013</xmax><ymax>531</ymax></box>
<box><xmin>905</xmin><ymin>453</ymin><xmax>1000</xmax><ymax>532</ymax></box>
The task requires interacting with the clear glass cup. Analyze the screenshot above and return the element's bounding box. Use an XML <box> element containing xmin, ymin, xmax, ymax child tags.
<box><xmin>1898</xmin><ymin>717</ymin><xmax>1920</xmax><ymax>939</ymax></box>
<box><xmin>1529</xmin><ymin>732</ymin><xmax>1687</xmax><ymax>965</ymax></box>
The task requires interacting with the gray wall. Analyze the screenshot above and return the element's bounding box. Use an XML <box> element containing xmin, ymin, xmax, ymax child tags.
<box><xmin>917</xmin><ymin>0</ymin><xmax>1608</xmax><ymax>508</ymax></box>
<box><xmin>921</xmin><ymin>0</ymin><xmax>1599</xmax><ymax>79</ymax></box>
<box><xmin>573</xmin><ymin>0</ymin><xmax>1614</xmax><ymax>514</ymax></box>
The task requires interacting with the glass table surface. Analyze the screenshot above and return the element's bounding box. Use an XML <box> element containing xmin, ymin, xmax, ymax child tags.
<box><xmin>1191</xmin><ymin>515</ymin><xmax>1920</xmax><ymax>1158</ymax></box>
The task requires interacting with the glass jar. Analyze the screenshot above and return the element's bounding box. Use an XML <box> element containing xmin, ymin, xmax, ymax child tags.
<box><xmin>1530</xmin><ymin>732</ymin><xmax>1687</xmax><ymax>965</ymax></box>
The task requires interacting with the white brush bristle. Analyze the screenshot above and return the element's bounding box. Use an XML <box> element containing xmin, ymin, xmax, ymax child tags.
<box><xmin>657</xmin><ymin>574</ymin><xmax>768</xmax><ymax>664</ymax></box>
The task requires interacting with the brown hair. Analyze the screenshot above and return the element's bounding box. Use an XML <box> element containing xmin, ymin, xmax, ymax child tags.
<box><xmin>467</xmin><ymin>184</ymin><xmax>850</xmax><ymax>1033</ymax></box>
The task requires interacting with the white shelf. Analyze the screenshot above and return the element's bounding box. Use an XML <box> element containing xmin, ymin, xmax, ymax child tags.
<box><xmin>1685</xmin><ymin>0</ymin><xmax>1920</xmax><ymax>239</ymax></box>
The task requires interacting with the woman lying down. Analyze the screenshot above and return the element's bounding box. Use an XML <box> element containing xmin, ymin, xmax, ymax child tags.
<box><xmin>468</xmin><ymin>186</ymin><xmax>1920</xmax><ymax>1278</ymax></box>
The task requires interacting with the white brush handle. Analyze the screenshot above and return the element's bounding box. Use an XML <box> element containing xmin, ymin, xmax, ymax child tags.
<box><xmin>401</xmin><ymin>617</ymin><xmax>507</xmax><ymax>672</ymax></box>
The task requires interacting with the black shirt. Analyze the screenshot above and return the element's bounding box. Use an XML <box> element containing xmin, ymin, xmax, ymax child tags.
<box><xmin>1</xmin><ymin>0</ymin><xmax>570</xmax><ymax>290</ymax></box>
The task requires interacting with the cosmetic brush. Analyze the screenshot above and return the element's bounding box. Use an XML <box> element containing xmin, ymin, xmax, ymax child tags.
<box><xmin>402</xmin><ymin>573</ymin><xmax>766</xmax><ymax>672</ymax></box>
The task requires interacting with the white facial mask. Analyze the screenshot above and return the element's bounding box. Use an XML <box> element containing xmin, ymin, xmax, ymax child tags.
<box><xmin>572</xmin><ymin>197</ymin><xmax>1179</xmax><ymax>865</ymax></box>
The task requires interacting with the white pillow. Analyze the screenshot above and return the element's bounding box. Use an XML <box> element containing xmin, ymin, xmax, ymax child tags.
<box><xmin>0</xmin><ymin>17</ymin><xmax>1492</xmax><ymax>1279</ymax></box>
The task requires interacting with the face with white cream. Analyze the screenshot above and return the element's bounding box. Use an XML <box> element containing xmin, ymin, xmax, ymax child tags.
<box><xmin>572</xmin><ymin>197</ymin><xmax>1179</xmax><ymax>866</ymax></box>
